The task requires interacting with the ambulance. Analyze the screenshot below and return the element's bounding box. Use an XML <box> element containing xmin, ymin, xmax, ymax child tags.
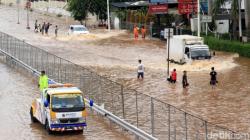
<box><xmin>30</xmin><ymin>84</ymin><xmax>87</xmax><ymax>134</ymax></box>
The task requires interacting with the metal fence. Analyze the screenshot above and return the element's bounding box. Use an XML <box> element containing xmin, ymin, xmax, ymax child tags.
<box><xmin>0</xmin><ymin>31</ymin><xmax>239</xmax><ymax>140</ymax></box>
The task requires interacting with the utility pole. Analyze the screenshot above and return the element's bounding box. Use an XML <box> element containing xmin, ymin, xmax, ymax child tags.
<box><xmin>26</xmin><ymin>0</ymin><xmax>30</xmax><ymax>29</ymax></box>
<box><xmin>107</xmin><ymin>0</ymin><xmax>111</xmax><ymax>31</ymax></box>
<box><xmin>17</xmin><ymin>0</ymin><xmax>20</xmax><ymax>24</ymax></box>
<box><xmin>238</xmin><ymin>0</ymin><xmax>242</xmax><ymax>40</ymax></box>
<box><xmin>197</xmin><ymin>0</ymin><xmax>200</xmax><ymax>37</ymax></box>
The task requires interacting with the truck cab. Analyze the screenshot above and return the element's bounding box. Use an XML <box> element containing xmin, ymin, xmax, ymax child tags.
<box><xmin>168</xmin><ymin>35</ymin><xmax>211</xmax><ymax>64</ymax></box>
<box><xmin>184</xmin><ymin>45</ymin><xmax>211</xmax><ymax>60</ymax></box>
<box><xmin>30</xmin><ymin>84</ymin><xmax>87</xmax><ymax>134</ymax></box>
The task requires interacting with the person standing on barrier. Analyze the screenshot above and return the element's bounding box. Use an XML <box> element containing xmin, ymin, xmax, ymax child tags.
<box><xmin>137</xmin><ymin>59</ymin><xmax>144</xmax><ymax>80</ymax></box>
<box><xmin>38</xmin><ymin>70</ymin><xmax>48</xmax><ymax>91</ymax></box>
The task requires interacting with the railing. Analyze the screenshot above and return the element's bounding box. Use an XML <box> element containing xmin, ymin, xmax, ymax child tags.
<box><xmin>0</xmin><ymin>31</ymin><xmax>238</xmax><ymax>140</ymax></box>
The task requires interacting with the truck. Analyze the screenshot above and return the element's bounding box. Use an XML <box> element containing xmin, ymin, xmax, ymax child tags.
<box><xmin>167</xmin><ymin>35</ymin><xmax>211</xmax><ymax>64</ymax></box>
<box><xmin>30</xmin><ymin>84</ymin><xmax>87</xmax><ymax>134</ymax></box>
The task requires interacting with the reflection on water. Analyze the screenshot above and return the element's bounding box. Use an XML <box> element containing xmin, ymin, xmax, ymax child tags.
<box><xmin>0</xmin><ymin>62</ymin><xmax>129</xmax><ymax>140</ymax></box>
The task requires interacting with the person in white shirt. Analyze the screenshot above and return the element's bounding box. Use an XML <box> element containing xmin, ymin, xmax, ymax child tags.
<box><xmin>137</xmin><ymin>59</ymin><xmax>144</xmax><ymax>79</ymax></box>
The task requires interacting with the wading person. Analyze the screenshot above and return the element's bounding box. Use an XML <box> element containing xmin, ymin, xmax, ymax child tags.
<box><xmin>210</xmin><ymin>67</ymin><xmax>218</xmax><ymax>89</ymax></box>
<box><xmin>45</xmin><ymin>22</ymin><xmax>52</xmax><ymax>35</ymax></box>
<box><xmin>137</xmin><ymin>59</ymin><xmax>144</xmax><ymax>80</ymax></box>
<box><xmin>141</xmin><ymin>26</ymin><xmax>146</xmax><ymax>39</ymax></box>
<box><xmin>167</xmin><ymin>69</ymin><xmax>177</xmax><ymax>83</ymax></box>
<box><xmin>55</xmin><ymin>25</ymin><xmax>58</xmax><ymax>37</ymax></box>
<box><xmin>133</xmin><ymin>25</ymin><xmax>139</xmax><ymax>40</ymax></box>
<box><xmin>38</xmin><ymin>71</ymin><xmax>48</xmax><ymax>91</ymax></box>
<box><xmin>34</xmin><ymin>20</ymin><xmax>38</xmax><ymax>33</ymax></box>
<box><xmin>41</xmin><ymin>22</ymin><xmax>46</xmax><ymax>35</ymax></box>
<box><xmin>182</xmin><ymin>71</ymin><xmax>189</xmax><ymax>88</ymax></box>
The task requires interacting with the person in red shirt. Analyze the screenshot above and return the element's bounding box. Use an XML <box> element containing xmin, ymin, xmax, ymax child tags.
<box><xmin>167</xmin><ymin>69</ymin><xmax>177</xmax><ymax>83</ymax></box>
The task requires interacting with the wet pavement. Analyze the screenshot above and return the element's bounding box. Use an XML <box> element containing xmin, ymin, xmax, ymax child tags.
<box><xmin>0</xmin><ymin>4</ymin><xmax>250</xmax><ymax>136</ymax></box>
<box><xmin>0</xmin><ymin>60</ymin><xmax>129</xmax><ymax>140</ymax></box>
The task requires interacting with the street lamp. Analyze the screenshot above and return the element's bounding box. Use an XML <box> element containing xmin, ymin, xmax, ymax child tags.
<box><xmin>197</xmin><ymin>0</ymin><xmax>200</xmax><ymax>37</ymax></box>
<box><xmin>107</xmin><ymin>0</ymin><xmax>111</xmax><ymax>31</ymax></box>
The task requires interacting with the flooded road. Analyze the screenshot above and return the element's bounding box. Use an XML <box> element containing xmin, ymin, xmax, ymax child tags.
<box><xmin>0</xmin><ymin>61</ymin><xmax>129</xmax><ymax>140</ymax></box>
<box><xmin>0</xmin><ymin>4</ymin><xmax>250</xmax><ymax>136</ymax></box>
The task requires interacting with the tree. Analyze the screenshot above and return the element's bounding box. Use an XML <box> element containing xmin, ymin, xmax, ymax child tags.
<box><xmin>67</xmin><ymin>0</ymin><xmax>107</xmax><ymax>25</ymax></box>
<box><xmin>213</xmin><ymin>0</ymin><xmax>239</xmax><ymax>39</ymax></box>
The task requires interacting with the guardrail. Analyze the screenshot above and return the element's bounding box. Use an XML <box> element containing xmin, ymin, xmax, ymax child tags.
<box><xmin>0</xmin><ymin>40</ymin><xmax>157</xmax><ymax>140</ymax></box>
<box><xmin>0</xmin><ymin>31</ymin><xmax>239</xmax><ymax>140</ymax></box>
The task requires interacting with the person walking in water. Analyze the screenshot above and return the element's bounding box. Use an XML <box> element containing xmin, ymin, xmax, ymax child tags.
<box><xmin>167</xmin><ymin>69</ymin><xmax>177</xmax><ymax>83</ymax></box>
<box><xmin>38</xmin><ymin>70</ymin><xmax>48</xmax><ymax>91</ymax></box>
<box><xmin>137</xmin><ymin>59</ymin><xmax>144</xmax><ymax>80</ymax></box>
<box><xmin>133</xmin><ymin>25</ymin><xmax>139</xmax><ymax>40</ymax></box>
<box><xmin>182</xmin><ymin>71</ymin><xmax>189</xmax><ymax>88</ymax></box>
<box><xmin>34</xmin><ymin>20</ymin><xmax>38</xmax><ymax>33</ymax></box>
<box><xmin>41</xmin><ymin>22</ymin><xmax>46</xmax><ymax>35</ymax></box>
<box><xmin>141</xmin><ymin>25</ymin><xmax>146</xmax><ymax>39</ymax></box>
<box><xmin>210</xmin><ymin>67</ymin><xmax>217</xmax><ymax>89</ymax></box>
<box><xmin>45</xmin><ymin>22</ymin><xmax>52</xmax><ymax>35</ymax></box>
<box><xmin>55</xmin><ymin>25</ymin><xmax>58</xmax><ymax>37</ymax></box>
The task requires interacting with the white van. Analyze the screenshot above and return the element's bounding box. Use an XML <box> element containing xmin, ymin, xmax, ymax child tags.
<box><xmin>68</xmin><ymin>25</ymin><xmax>89</xmax><ymax>35</ymax></box>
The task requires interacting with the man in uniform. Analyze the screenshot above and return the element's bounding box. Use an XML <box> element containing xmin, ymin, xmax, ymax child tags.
<box><xmin>38</xmin><ymin>70</ymin><xmax>48</xmax><ymax>91</ymax></box>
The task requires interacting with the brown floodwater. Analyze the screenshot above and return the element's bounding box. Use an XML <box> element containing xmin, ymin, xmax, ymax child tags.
<box><xmin>0</xmin><ymin>61</ymin><xmax>129</xmax><ymax>140</ymax></box>
<box><xmin>1</xmin><ymin>4</ymin><xmax>250</xmax><ymax>137</ymax></box>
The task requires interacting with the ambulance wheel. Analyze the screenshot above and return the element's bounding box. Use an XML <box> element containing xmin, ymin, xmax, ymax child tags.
<box><xmin>30</xmin><ymin>107</ymin><xmax>38</xmax><ymax>123</ymax></box>
<box><xmin>45</xmin><ymin>119</ymin><xmax>52</xmax><ymax>134</ymax></box>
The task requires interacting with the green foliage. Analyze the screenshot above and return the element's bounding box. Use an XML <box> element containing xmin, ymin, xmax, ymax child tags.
<box><xmin>67</xmin><ymin>0</ymin><xmax>107</xmax><ymax>24</ymax></box>
<box><xmin>204</xmin><ymin>36</ymin><xmax>250</xmax><ymax>58</ymax></box>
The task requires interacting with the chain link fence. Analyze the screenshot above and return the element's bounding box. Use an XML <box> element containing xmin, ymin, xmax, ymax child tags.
<box><xmin>0</xmin><ymin>31</ymin><xmax>240</xmax><ymax>140</ymax></box>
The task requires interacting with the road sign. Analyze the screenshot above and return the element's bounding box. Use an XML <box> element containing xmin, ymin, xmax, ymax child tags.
<box><xmin>164</xmin><ymin>28</ymin><xmax>173</xmax><ymax>39</ymax></box>
<box><xmin>148</xmin><ymin>4</ymin><xmax>168</xmax><ymax>14</ymax></box>
<box><xmin>201</xmin><ymin>15</ymin><xmax>212</xmax><ymax>23</ymax></box>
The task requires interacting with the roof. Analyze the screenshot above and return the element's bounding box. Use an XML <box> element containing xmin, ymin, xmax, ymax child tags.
<box><xmin>173</xmin><ymin>35</ymin><xmax>203</xmax><ymax>40</ymax></box>
<box><xmin>46</xmin><ymin>87</ymin><xmax>82</xmax><ymax>95</ymax></box>
<box><xmin>111</xmin><ymin>0</ymin><xmax>178</xmax><ymax>8</ymax></box>
<box><xmin>69</xmin><ymin>25</ymin><xmax>86</xmax><ymax>28</ymax></box>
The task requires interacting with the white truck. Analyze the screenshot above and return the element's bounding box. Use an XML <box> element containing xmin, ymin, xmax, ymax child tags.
<box><xmin>167</xmin><ymin>35</ymin><xmax>211</xmax><ymax>64</ymax></box>
<box><xmin>30</xmin><ymin>84</ymin><xmax>87</xmax><ymax>134</ymax></box>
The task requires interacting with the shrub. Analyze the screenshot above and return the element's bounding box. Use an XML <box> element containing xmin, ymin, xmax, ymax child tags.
<box><xmin>204</xmin><ymin>36</ymin><xmax>250</xmax><ymax>58</ymax></box>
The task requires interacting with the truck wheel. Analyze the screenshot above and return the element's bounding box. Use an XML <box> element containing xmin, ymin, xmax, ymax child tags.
<box><xmin>45</xmin><ymin>119</ymin><xmax>52</xmax><ymax>134</ymax></box>
<box><xmin>30</xmin><ymin>107</ymin><xmax>38</xmax><ymax>123</ymax></box>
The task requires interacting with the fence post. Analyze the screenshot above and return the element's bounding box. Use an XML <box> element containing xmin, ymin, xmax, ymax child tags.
<box><xmin>121</xmin><ymin>85</ymin><xmax>125</xmax><ymax>119</ymax></box>
<box><xmin>135</xmin><ymin>91</ymin><xmax>138</xmax><ymax>128</ymax></box>
<box><xmin>185</xmin><ymin>112</ymin><xmax>188</xmax><ymax>140</ymax></box>
<box><xmin>205</xmin><ymin>121</ymin><xmax>208</xmax><ymax>140</ymax></box>
<box><xmin>150</xmin><ymin>97</ymin><xmax>155</xmax><ymax>136</ymax></box>
<box><xmin>168</xmin><ymin>104</ymin><xmax>171</xmax><ymax>140</ymax></box>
